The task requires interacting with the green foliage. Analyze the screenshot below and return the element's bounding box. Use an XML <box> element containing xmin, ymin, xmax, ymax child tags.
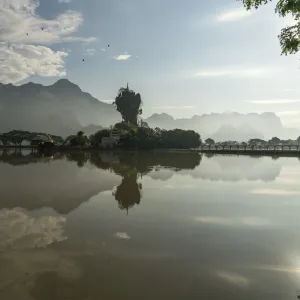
<box><xmin>66</xmin><ymin>133</ymin><xmax>89</xmax><ymax>146</ymax></box>
<box><xmin>90</xmin><ymin>129</ymin><xmax>111</xmax><ymax>146</ymax></box>
<box><xmin>0</xmin><ymin>130</ymin><xmax>64</xmax><ymax>147</ymax></box>
<box><xmin>205</xmin><ymin>138</ymin><xmax>215</xmax><ymax>145</ymax></box>
<box><xmin>268</xmin><ymin>136</ymin><xmax>281</xmax><ymax>144</ymax></box>
<box><xmin>160</xmin><ymin>129</ymin><xmax>201</xmax><ymax>149</ymax></box>
<box><xmin>113</xmin><ymin>85</ymin><xmax>142</xmax><ymax>125</ymax></box>
<box><xmin>248</xmin><ymin>138</ymin><xmax>267</xmax><ymax>144</ymax></box>
<box><xmin>238</xmin><ymin>0</ymin><xmax>300</xmax><ymax>54</ymax></box>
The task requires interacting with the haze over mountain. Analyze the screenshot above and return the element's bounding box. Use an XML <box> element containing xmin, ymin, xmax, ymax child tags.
<box><xmin>145</xmin><ymin>112</ymin><xmax>300</xmax><ymax>141</ymax></box>
<box><xmin>0</xmin><ymin>79</ymin><xmax>299</xmax><ymax>141</ymax></box>
<box><xmin>0</xmin><ymin>79</ymin><xmax>121</xmax><ymax>136</ymax></box>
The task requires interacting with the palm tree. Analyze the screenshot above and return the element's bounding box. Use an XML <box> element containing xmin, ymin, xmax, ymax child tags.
<box><xmin>113</xmin><ymin>84</ymin><xmax>142</xmax><ymax>125</ymax></box>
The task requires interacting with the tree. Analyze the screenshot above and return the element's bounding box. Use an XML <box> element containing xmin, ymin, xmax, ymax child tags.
<box><xmin>248</xmin><ymin>138</ymin><xmax>266</xmax><ymax>145</ymax></box>
<box><xmin>90</xmin><ymin>129</ymin><xmax>111</xmax><ymax>146</ymax></box>
<box><xmin>205</xmin><ymin>138</ymin><xmax>215</xmax><ymax>145</ymax></box>
<box><xmin>297</xmin><ymin>136</ymin><xmax>300</xmax><ymax>144</ymax></box>
<box><xmin>77</xmin><ymin>131</ymin><xmax>84</xmax><ymax>137</ymax></box>
<box><xmin>113</xmin><ymin>84</ymin><xmax>142</xmax><ymax>125</ymax></box>
<box><xmin>160</xmin><ymin>129</ymin><xmax>201</xmax><ymax>149</ymax></box>
<box><xmin>239</xmin><ymin>0</ymin><xmax>300</xmax><ymax>55</ymax></box>
<box><xmin>268</xmin><ymin>136</ymin><xmax>281</xmax><ymax>144</ymax></box>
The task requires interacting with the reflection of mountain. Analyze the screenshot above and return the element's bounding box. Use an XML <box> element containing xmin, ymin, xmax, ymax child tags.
<box><xmin>0</xmin><ymin>150</ymin><xmax>201</xmax><ymax>213</ymax></box>
<box><xmin>0</xmin><ymin>151</ymin><xmax>120</xmax><ymax>214</ymax></box>
<box><xmin>178</xmin><ymin>154</ymin><xmax>282</xmax><ymax>182</ymax></box>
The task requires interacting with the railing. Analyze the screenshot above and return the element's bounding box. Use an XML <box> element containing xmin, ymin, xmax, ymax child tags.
<box><xmin>200</xmin><ymin>144</ymin><xmax>300</xmax><ymax>152</ymax></box>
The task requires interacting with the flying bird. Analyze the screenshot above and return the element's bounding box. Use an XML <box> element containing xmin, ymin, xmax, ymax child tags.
<box><xmin>26</xmin><ymin>33</ymin><xmax>28</xmax><ymax>35</ymax></box>
<box><xmin>108</xmin><ymin>45</ymin><xmax>110</xmax><ymax>48</ymax></box>
<box><xmin>82</xmin><ymin>59</ymin><xmax>85</xmax><ymax>62</ymax></box>
<box><xmin>41</xmin><ymin>27</ymin><xmax>44</xmax><ymax>30</ymax></box>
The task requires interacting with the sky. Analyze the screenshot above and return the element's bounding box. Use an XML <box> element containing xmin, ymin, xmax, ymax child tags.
<box><xmin>1</xmin><ymin>0</ymin><xmax>300</xmax><ymax>127</ymax></box>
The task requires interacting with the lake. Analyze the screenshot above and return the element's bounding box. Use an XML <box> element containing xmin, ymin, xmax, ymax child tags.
<box><xmin>1</xmin><ymin>149</ymin><xmax>300</xmax><ymax>300</ymax></box>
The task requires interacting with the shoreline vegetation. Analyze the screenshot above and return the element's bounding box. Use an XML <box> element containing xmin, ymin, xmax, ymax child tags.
<box><xmin>2</xmin><ymin>85</ymin><xmax>300</xmax><ymax>158</ymax></box>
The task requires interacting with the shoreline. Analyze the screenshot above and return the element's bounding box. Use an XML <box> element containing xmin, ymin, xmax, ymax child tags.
<box><xmin>2</xmin><ymin>146</ymin><xmax>300</xmax><ymax>157</ymax></box>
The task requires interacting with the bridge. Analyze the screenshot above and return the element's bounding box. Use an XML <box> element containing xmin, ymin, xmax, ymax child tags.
<box><xmin>199</xmin><ymin>144</ymin><xmax>300</xmax><ymax>156</ymax></box>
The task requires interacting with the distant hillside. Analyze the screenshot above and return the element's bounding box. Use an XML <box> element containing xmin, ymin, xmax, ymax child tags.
<box><xmin>211</xmin><ymin>124</ymin><xmax>264</xmax><ymax>142</ymax></box>
<box><xmin>0</xmin><ymin>79</ymin><xmax>121</xmax><ymax>136</ymax></box>
<box><xmin>145</xmin><ymin>112</ymin><xmax>300</xmax><ymax>141</ymax></box>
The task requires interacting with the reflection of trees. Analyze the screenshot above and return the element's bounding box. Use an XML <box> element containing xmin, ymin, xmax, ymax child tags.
<box><xmin>113</xmin><ymin>173</ymin><xmax>142</xmax><ymax>212</ymax></box>
<box><xmin>65</xmin><ymin>152</ymin><xmax>89</xmax><ymax>168</ymax></box>
<box><xmin>0</xmin><ymin>149</ymin><xmax>59</xmax><ymax>166</ymax></box>
<box><xmin>0</xmin><ymin>150</ymin><xmax>201</xmax><ymax>213</ymax></box>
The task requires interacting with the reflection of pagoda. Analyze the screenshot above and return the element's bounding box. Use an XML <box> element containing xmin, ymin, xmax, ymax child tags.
<box><xmin>113</xmin><ymin>171</ymin><xmax>142</xmax><ymax>214</ymax></box>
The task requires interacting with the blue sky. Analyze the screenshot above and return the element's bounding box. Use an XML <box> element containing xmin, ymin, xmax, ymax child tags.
<box><xmin>1</xmin><ymin>0</ymin><xmax>300</xmax><ymax>127</ymax></box>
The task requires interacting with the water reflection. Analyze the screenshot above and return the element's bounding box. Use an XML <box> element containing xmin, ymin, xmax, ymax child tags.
<box><xmin>0</xmin><ymin>208</ymin><xmax>67</xmax><ymax>250</ymax></box>
<box><xmin>1</xmin><ymin>150</ymin><xmax>300</xmax><ymax>299</ymax></box>
<box><xmin>0</xmin><ymin>150</ymin><xmax>202</xmax><ymax>213</ymax></box>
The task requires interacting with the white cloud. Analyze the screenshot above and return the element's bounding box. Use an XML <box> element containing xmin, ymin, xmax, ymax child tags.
<box><xmin>101</xmin><ymin>48</ymin><xmax>106</xmax><ymax>52</ymax></box>
<box><xmin>0</xmin><ymin>0</ymin><xmax>95</xmax><ymax>84</ymax></box>
<box><xmin>100</xmin><ymin>99</ymin><xmax>114</xmax><ymax>103</ymax></box>
<box><xmin>114</xmin><ymin>232</ymin><xmax>130</xmax><ymax>240</ymax></box>
<box><xmin>0</xmin><ymin>0</ymin><xmax>93</xmax><ymax>44</ymax></box>
<box><xmin>84</xmin><ymin>48</ymin><xmax>97</xmax><ymax>56</ymax></box>
<box><xmin>250</xmin><ymin>189</ymin><xmax>300</xmax><ymax>196</ymax></box>
<box><xmin>276</xmin><ymin>111</ymin><xmax>300</xmax><ymax>116</ymax></box>
<box><xmin>153</xmin><ymin>105</ymin><xmax>196</xmax><ymax>110</ymax></box>
<box><xmin>113</xmin><ymin>53</ymin><xmax>132</xmax><ymax>61</ymax></box>
<box><xmin>58</xmin><ymin>0</ymin><xmax>72</xmax><ymax>3</ymax></box>
<box><xmin>245</xmin><ymin>99</ymin><xmax>300</xmax><ymax>104</ymax></box>
<box><xmin>0</xmin><ymin>43</ymin><xmax>68</xmax><ymax>84</ymax></box>
<box><xmin>195</xmin><ymin>68</ymin><xmax>267</xmax><ymax>78</ymax></box>
<box><xmin>216</xmin><ymin>8</ymin><xmax>252</xmax><ymax>22</ymax></box>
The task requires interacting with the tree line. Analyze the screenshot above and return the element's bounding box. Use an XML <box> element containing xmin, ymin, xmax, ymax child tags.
<box><xmin>204</xmin><ymin>136</ymin><xmax>300</xmax><ymax>147</ymax></box>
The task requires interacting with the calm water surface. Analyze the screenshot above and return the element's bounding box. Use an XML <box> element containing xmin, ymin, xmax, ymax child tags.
<box><xmin>1</xmin><ymin>149</ymin><xmax>300</xmax><ymax>300</ymax></box>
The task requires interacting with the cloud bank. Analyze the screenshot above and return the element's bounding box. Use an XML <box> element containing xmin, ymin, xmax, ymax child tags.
<box><xmin>0</xmin><ymin>0</ymin><xmax>95</xmax><ymax>84</ymax></box>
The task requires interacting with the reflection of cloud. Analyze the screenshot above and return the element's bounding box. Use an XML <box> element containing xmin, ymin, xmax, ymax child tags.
<box><xmin>216</xmin><ymin>271</ymin><xmax>250</xmax><ymax>287</ymax></box>
<box><xmin>195</xmin><ymin>216</ymin><xmax>270</xmax><ymax>227</ymax></box>
<box><xmin>180</xmin><ymin>155</ymin><xmax>282</xmax><ymax>182</ymax></box>
<box><xmin>148</xmin><ymin>168</ymin><xmax>174</xmax><ymax>181</ymax></box>
<box><xmin>114</xmin><ymin>232</ymin><xmax>130</xmax><ymax>240</ymax></box>
<box><xmin>0</xmin><ymin>209</ymin><xmax>67</xmax><ymax>250</ymax></box>
<box><xmin>250</xmin><ymin>189</ymin><xmax>300</xmax><ymax>196</ymax></box>
<box><xmin>256</xmin><ymin>265</ymin><xmax>300</xmax><ymax>274</ymax></box>
<box><xmin>164</xmin><ymin>184</ymin><xmax>175</xmax><ymax>189</ymax></box>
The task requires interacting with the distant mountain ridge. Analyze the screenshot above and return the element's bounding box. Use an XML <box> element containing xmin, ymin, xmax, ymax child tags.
<box><xmin>0</xmin><ymin>79</ymin><xmax>121</xmax><ymax>136</ymax></box>
<box><xmin>145</xmin><ymin>112</ymin><xmax>300</xmax><ymax>141</ymax></box>
<box><xmin>1</xmin><ymin>79</ymin><xmax>299</xmax><ymax>141</ymax></box>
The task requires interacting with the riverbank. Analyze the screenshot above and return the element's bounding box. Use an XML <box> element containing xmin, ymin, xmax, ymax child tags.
<box><xmin>200</xmin><ymin>148</ymin><xmax>300</xmax><ymax>157</ymax></box>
